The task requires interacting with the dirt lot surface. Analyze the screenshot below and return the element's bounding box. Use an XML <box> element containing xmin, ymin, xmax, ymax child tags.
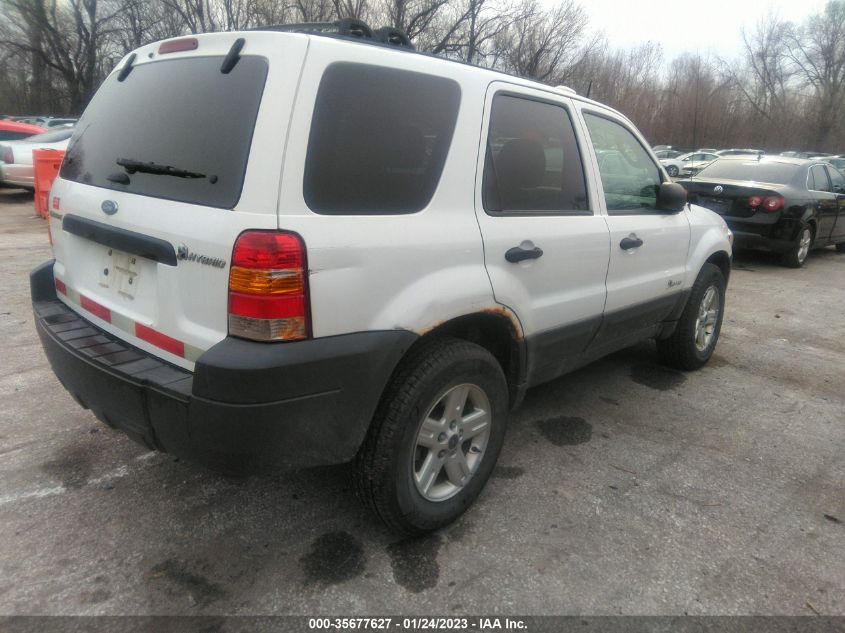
<box><xmin>0</xmin><ymin>189</ymin><xmax>843</xmax><ymax>615</ymax></box>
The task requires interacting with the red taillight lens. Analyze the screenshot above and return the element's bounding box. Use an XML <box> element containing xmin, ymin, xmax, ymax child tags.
<box><xmin>158</xmin><ymin>38</ymin><xmax>198</xmax><ymax>54</ymax></box>
<box><xmin>748</xmin><ymin>196</ymin><xmax>762</xmax><ymax>208</ymax></box>
<box><xmin>1</xmin><ymin>147</ymin><xmax>13</xmax><ymax>164</ymax></box>
<box><xmin>228</xmin><ymin>231</ymin><xmax>310</xmax><ymax>342</ymax></box>
<box><xmin>762</xmin><ymin>196</ymin><xmax>784</xmax><ymax>212</ymax></box>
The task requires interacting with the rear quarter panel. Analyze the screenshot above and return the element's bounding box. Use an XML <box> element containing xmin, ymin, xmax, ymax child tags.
<box><xmin>275</xmin><ymin>39</ymin><xmax>498</xmax><ymax>339</ymax></box>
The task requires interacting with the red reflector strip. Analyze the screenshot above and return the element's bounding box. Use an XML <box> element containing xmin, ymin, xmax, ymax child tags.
<box><xmin>80</xmin><ymin>295</ymin><xmax>112</xmax><ymax>323</ymax></box>
<box><xmin>55</xmin><ymin>278</ymin><xmax>67</xmax><ymax>295</ymax></box>
<box><xmin>135</xmin><ymin>323</ymin><xmax>185</xmax><ymax>358</ymax></box>
<box><xmin>228</xmin><ymin>292</ymin><xmax>306</xmax><ymax>319</ymax></box>
<box><xmin>52</xmin><ymin>196</ymin><xmax>60</xmax><ymax>210</ymax></box>
<box><xmin>158</xmin><ymin>38</ymin><xmax>198</xmax><ymax>54</ymax></box>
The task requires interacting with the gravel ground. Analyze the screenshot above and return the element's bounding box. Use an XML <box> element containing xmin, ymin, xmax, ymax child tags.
<box><xmin>0</xmin><ymin>188</ymin><xmax>843</xmax><ymax>616</ymax></box>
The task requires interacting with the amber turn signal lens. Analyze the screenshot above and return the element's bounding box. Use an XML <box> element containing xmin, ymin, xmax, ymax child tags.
<box><xmin>228</xmin><ymin>266</ymin><xmax>303</xmax><ymax>295</ymax></box>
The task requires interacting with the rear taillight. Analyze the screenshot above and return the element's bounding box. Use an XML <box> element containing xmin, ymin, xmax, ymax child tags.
<box><xmin>1</xmin><ymin>147</ymin><xmax>13</xmax><ymax>164</ymax></box>
<box><xmin>228</xmin><ymin>231</ymin><xmax>310</xmax><ymax>342</ymax></box>
<box><xmin>761</xmin><ymin>196</ymin><xmax>784</xmax><ymax>212</ymax></box>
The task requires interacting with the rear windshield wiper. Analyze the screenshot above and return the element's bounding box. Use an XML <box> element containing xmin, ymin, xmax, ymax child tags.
<box><xmin>117</xmin><ymin>158</ymin><xmax>206</xmax><ymax>179</ymax></box>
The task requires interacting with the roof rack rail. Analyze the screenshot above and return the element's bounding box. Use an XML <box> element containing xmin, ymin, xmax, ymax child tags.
<box><xmin>251</xmin><ymin>18</ymin><xmax>415</xmax><ymax>50</ymax></box>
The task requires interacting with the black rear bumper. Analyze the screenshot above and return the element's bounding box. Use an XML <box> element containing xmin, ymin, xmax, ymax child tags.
<box><xmin>724</xmin><ymin>217</ymin><xmax>801</xmax><ymax>254</ymax></box>
<box><xmin>31</xmin><ymin>260</ymin><xmax>416</xmax><ymax>474</ymax></box>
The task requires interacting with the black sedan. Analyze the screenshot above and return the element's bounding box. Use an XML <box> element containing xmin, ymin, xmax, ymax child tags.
<box><xmin>679</xmin><ymin>157</ymin><xmax>845</xmax><ymax>267</ymax></box>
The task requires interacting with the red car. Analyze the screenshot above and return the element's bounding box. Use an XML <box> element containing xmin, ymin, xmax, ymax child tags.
<box><xmin>0</xmin><ymin>120</ymin><xmax>46</xmax><ymax>142</ymax></box>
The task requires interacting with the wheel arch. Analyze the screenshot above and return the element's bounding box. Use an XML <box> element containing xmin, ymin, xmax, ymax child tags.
<box><xmin>704</xmin><ymin>250</ymin><xmax>731</xmax><ymax>284</ymax></box>
<box><xmin>412</xmin><ymin>310</ymin><xmax>526</xmax><ymax>408</ymax></box>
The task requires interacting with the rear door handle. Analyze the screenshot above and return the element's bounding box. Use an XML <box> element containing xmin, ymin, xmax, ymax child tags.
<box><xmin>505</xmin><ymin>245</ymin><xmax>544</xmax><ymax>263</ymax></box>
<box><xmin>619</xmin><ymin>235</ymin><xmax>643</xmax><ymax>250</ymax></box>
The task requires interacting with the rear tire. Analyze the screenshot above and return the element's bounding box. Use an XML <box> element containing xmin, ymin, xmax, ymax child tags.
<box><xmin>781</xmin><ymin>225</ymin><xmax>813</xmax><ymax>268</ymax></box>
<box><xmin>666</xmin><ymin>165</ymin><xmax>679</xmax><ymax>177</ymax></box>
<box><xmin>657</xmin><ymin>263</ymin><xmax>726</xmax><ymax>371</ymax></box>
<box><xmin>354</xmin><ymin>337</ymin><xmax>508</xmax><ymax>535</ymax></box>
<box><xmin>835</xmin><ymin>242</ymin><xmax>845</xmax><ymax>253</ymax></box>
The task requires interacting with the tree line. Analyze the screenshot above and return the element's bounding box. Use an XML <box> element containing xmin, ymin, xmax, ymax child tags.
<box><xmin>1</xmin><ymin>0</ymin><xmax>844</xmax><ymax>152</ymax></box>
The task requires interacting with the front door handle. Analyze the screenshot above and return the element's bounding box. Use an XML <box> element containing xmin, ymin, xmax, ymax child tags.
<box><xmin>619</xmin><ymin>235</ymin><xmax>643</xmax><ymax>250</ymax></box>
<box><xmin>505</xmin><ymin>245</ymin><xmax>544</xmax><ymax>263</ymax></box>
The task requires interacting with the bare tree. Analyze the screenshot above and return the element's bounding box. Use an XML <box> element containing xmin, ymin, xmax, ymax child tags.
<box><xmin>496</xmin><ymin>0</ymin><xmax>589</xmax><ymax>82</ymax></box>
<box><xmin>784</xmin><ymin>0</ymin><xmax>845</xmax><ymax>149</ymax></box>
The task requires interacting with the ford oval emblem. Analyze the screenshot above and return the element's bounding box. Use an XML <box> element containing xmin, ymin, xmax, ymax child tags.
<box><xmin>713</xmin><ymin>185</ymin><xmax>723</xmax><ymax>194</ymax></box>
<box><xmin>101</xmin><ymin>200</ymin><xmax>118</xmax><ymax>215</ymax></box>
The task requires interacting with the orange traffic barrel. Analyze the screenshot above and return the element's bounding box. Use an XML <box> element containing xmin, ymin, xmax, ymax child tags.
<box><xmin>33</xmin><ymin>149</ymin><xmax>65</xmax><ymax>219</ymax></box>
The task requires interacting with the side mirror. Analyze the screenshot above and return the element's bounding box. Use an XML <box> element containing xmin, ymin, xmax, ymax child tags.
<box><xmin>657</xmin><ymin>181</ymin><xmax>688</xmax><ymax>213</ymax></box>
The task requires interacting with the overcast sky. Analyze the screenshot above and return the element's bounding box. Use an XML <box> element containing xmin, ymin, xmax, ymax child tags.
<box><xmin>574</xmin><ymin>0</ymin><xmax>828</xmax><ymax>61</ymax></box>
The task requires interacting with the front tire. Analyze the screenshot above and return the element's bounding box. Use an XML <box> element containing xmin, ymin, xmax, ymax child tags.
<box><xmin>782</xmin><ymin>225</ymin><xmax>813</xmax><ymax>268</ymax></box>
<box><xmin>354</xmin><ymin>337</ymin><xmax>508</xmax><ymax>535</ymax></box>
<box><xmin>657</xmin><ymin>263</ymin><xmax>726</xmax><ymax>370</ymax></box>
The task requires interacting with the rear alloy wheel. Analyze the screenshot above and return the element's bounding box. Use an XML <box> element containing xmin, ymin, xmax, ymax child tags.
<box><xmin>354</xmin><ymin>337</ymin><xmax>508</xmax><ymax>535</ymax></box>
<box><xmin>413</xmin><ymin>383</ymin><xmax>492</xmax><ymax>502</ymax></box>
<box><xmin>666</xmin><ymin>165</ymin><xmax>679</xmax><ymax>177</ymax></box>
<box><xmin>657</xmin><ymin>263</ymin><xmax>726</xmax><ymax>370</ymax></box>
<box><xmin>782</xmin><ymin>225</ymin><xmax>813</xmax><ymax>268</ymax></box>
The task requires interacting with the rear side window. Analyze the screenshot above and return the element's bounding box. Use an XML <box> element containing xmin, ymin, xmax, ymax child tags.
<box><xmin>60</xmin><ymin>56</ymin><xmax>268</xmax><ymax>208</ymax></box>
<box><xmin>827</xmin><ymin>166</ymin><xmax>845</xmax><ymax>193</ymax></box>
<box><xmin>482</xmin><ymin>94</ymin><xmax>589</xmax><ymax>214</ymax></box>
<box><xmin>810</xmin><ymin>165</ymin><xmax>831</xmax><ymax>192</ymax></box>
<box><xmin>304</xmin><ymin>63</ymin><xmax>460</xmax><ymax>215</ymax></box>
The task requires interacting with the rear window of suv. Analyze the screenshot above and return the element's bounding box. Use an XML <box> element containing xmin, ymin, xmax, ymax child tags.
<box><xmin>60</xmin><ymin>55</ymin><xmax>268</xmax><ymax>208</ymax></box>
<box><xmin>304</xmin><ymin>63</ymin><xmax>461</xmax><ymax>215</ymax></box>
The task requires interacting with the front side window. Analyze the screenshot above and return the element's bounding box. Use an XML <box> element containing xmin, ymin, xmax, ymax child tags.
<box><xmin>482</xmin><ymin>94</ymin><xmax>588</xmax><ymax>214</ymax></box>
<box><xmin>583</xmin><ymin>113</ymin><xmax>661</xmax><ymax>214</ymax></box>
<box><xmin>304</xmin><ymin>63</ymin><xmax>460</xmax><ymax>215</ymax></box>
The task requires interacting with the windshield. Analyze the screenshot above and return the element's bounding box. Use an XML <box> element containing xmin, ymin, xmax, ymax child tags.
<box><xmin>60</xmin><ymin>55</ymin><xmax>268</xmax><ymax>208</ymax></box>
<box><xmin>23</xmin><ymin>129</ymin><xmax>74</xmax><ymax>143</ymax></box>
<box><xmin>696</xmin><ymin>160</ymin><xmax>799</xmax><ymax>184</ymax></box>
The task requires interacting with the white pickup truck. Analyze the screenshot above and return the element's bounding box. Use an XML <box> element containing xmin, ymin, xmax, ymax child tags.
<box><xmin>30</xmin><ymin>20</ymin><xmax>733</xmax><ymax>535</ymax></box>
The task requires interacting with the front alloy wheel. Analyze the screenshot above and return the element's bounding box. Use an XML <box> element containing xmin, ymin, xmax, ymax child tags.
<box><xmin>694</xmin><ymin>285</ymin><xmax>720</xmax><ymax>352</ymax></box>
<box><xmin>657</xmin><ymin>262</ymin><xmax>726</xmax><ymax>370</ymax></box>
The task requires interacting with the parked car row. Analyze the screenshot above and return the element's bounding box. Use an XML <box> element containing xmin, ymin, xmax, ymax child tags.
<box><xmin>0</xmin><ymin>127</ymin><xmax>74</xmax><ymax>189</ymax></box>
<box><xmin>0</xmin><ymin>114</ymin><xmax>77</xmax><ymax>128</ymax></box>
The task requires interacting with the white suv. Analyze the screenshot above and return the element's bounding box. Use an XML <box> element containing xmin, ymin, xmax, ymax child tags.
<box><xmin>31</xmin><ymin>21</ymin><xmax>732</xmax><ymax>534</ymax></box>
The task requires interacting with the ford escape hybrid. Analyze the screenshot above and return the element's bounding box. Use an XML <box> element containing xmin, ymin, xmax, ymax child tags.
<box><xmin>31</xmin><ymin>20</ymin><xmax>733</xmax><ymax>534</ymax></box>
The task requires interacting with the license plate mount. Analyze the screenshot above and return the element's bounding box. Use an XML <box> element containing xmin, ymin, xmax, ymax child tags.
<box><xmin>99</xmin><ymin>249</ymin><xmax>139</xmax><ymax>299</ymax></box>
